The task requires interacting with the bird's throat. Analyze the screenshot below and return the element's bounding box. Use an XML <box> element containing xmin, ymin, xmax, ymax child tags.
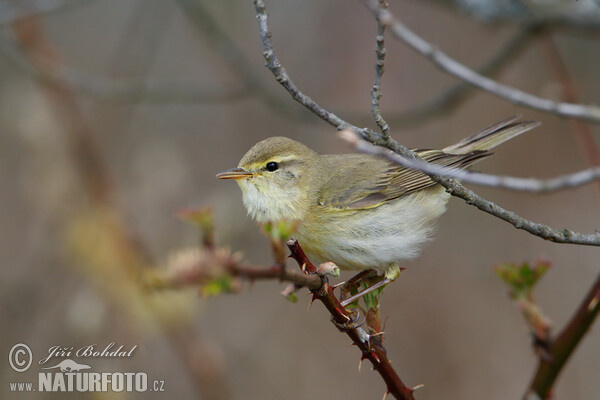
<box><xmin>238</xmin><ymin>179</ymin><xmax>305</xmax><ymax>223</ymax></box>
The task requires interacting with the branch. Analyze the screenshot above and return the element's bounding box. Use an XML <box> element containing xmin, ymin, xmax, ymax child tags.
<box><xmin>363</xmin><ymin>0</ymin><xmax>600</xmax><ymax>124</ymax></box>
<box><xmin>381</xmin><ymin>25</ymin><xmax>541</xmax><ymax>127</ymax></box>
<box><xmin>340</xmin><ymin>129</ymin><xmax>600</xmax><ymax>194</ymax></box>
<box><xmin>371</xmin><ymin>14</ymin><xmax>390</xmax><ymax>137</ymax></box>
<box><xmin>251</xmin><ymin>0</ymin><xmax>600</xmax><ymax>247</ymax></box>
<box><xmin>153</xmin><ymin>255</ymin><xmax>324</xmax><ymax>292</ymax></box>
<box><xmin>538</xmin><ymin>34</ymin><xmax>600</xmax><ymax>201</ymax></box>
<box><xmin>252</xmin><ymin>0</ymin><xmax>383</xmax><ymax>144</ymax></box>
<box><xmin>11</xmin><ymin>15</ymin><xmax>233</xmax><ymax>399</ymax></box>
<box><xmin>0</xmin><ymin>36</ymin><xmax>251</xmax><ymax>103</ymax></box>
<box><xmin>525</xmin><ymin>274</ymin><xmax>600</xmax><ymax>399</ymax></box>
<box><xmin>286</xmin><ymin>239</ymin><xmax>416</xmax><ymax>400</ymax></box>
<box><xmin>0</xmin><ymin>0</ymin><xmax>95</xmax><ymax>25</ymax></box>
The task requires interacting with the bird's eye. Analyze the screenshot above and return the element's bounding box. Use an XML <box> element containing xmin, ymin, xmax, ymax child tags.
<box><xmin>265</xmin><ymin>161</ymin><xmax>279</xmax><ymax>172</ymax></box>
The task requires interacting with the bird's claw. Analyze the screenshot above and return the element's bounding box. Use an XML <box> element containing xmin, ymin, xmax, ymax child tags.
<box><xmin>331</xmin><ymin>310</ymin><xmax>364</xmax><ymax>331</ymax></box>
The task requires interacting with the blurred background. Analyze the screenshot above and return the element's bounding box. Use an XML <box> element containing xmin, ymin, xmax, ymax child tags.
<box><xmin>1</xmin><ymin>1</ymin><xmax>599</xmax><ymax>399</ymax></box>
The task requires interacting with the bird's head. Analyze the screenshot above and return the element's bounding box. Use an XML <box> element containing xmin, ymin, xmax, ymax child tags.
<box><xmin>216</xmin><ymin>137</ymin><xmax>318</xmax><ymax>223</ymax></box>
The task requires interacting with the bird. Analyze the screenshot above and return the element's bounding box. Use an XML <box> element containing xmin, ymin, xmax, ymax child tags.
<box><xmin>216</xmin><ymin>116</ymin><xmax>539</xmax><ymax>281</ymax></box>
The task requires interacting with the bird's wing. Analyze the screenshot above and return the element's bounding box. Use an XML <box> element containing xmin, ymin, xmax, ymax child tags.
<box><xmin>317</xmin><ymin>150</ymin><xmax>489</xmax><ymax>210</ymax></box>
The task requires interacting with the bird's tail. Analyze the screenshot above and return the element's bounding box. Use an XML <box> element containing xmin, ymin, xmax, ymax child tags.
<box><xmin>443</xmin><ymin>115</ymin><xmax>540</xmax><ymax>155</ymax></box>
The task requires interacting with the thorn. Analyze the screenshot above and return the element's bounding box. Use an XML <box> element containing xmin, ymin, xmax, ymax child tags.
<box><xmin>382</xmin><ymin>388</ymin><xmax>390</xmax><ymax>400</ymax></box>
<box><xmin>588</xmin><ymin>295</ymin><xmax>599</xmax><ymax>312</ymax></box>
<box><xmin>301</xmin><ymin>262</ymin><xmax>306</xmax><ymax>272</ymax></box>
<box><xmin>307</xmin><ymin>294</ymin><xmax>318</xmax><ymax>312</ymax></box>
<box><xmin>412</xmin><ymin>383</ymin><xmax>425</xmax><ymax>392</ymax></box>
<box><xmin>370</xmin><ymin>331</ymin><xmax>385</xmax><ymax>337</ymax></box>
<box><xmin>371</xmin><ymin>353</ymin><xmax>380</xmax><ymax>364</ymax></box>
<box><xmin>358</xmin><ymin>358</ymin><xmax>363</xmax><ymax>372</ymax></box>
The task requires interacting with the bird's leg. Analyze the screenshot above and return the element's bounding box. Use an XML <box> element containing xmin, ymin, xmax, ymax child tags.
<box><xmin>339</xmin><ymin>269</ymin><xmax>379</xmax><ymax>303</ymax></box>
<box><xmin>340</xmin><ymin>277</ymin><xmax>393</xmax><ymax>308</ymax></box>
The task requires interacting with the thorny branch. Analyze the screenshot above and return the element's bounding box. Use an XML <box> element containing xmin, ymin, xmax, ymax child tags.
<box><xmin>252</xmin><ymin>0</ymin><xmax>600</xmax><ymax>247</ymax></box>
<box><xmin>363</xmin><ymin>0</ymin><xmax>600</xmax><ymax>124</ymax></box>
<box><xmin>339</xmin><ymin>129</ymin><xmax>600</xmax><ymax>194</ymax></box>
<box><xmin>286</xmin><ymin>240</ymin><xmax>416</xmax><ymax>400</ymax></box>
<box><xmin>155</xmin><ymin>222</ymin><xmax>416</xmax><ymax>399</ymax></box>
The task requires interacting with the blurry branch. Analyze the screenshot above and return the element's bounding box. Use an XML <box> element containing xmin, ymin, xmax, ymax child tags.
<box><xmin>340</xmin><ymin>128</ymin><xmax>600</xmax><ymax>194</ymax></box>
<box><xmin>10</xmin><ymin>17</ymin><xmax>114</xmax><ymax>207</ymax></box>
<box><xmin>495</xmin><ymin>261</ymin><xmax>554</xmax><ymax>360</ymax></box>
<box><xmin>0</xmin><ymin>0</ymin><xmax>95</xmax><ymax>25</ymax></box>
<box><xmin>525</xmin><ymin>273</ymin><xmax>600</xmax><ymax>399</ymax></box>
<box><xmin>537</xmin><ymin>34</ymin><xmax>600</xmax><ymax>200</ymax></box>
<box><xmin>0</xmin><ymin>14</ymin><xmax>250</xmax><ymax>103</ymax></box>
<box><xmin>175</xmin><ymin>0</ymin><xmax>312</xmax><ymax>119</ymax></box>
<box><xmin>496</xmin><ymin>262</ymin><xmax>600</xmax><ymax>399</ymax></box>
<box><xmin>252</xmin><ymin>0</ymin><xmax>600</xmax><ymax>247</ymax></box>
<box><xmin>11</xmin><ymin>15</ymin><xmax>233</xmax><ymax>400</ymax></box>
<box><xmin>363</xmin><ymin>0</ymin><xmax>600</xmax><ymax>124</ymax></box>
<box><xmin>380</xmin><ymin>26</ymin><xmax>541</xmax><ymax>127</ymax></box>
<box><xmin>148</xmin><ymin>209</ymin><xmax>324</xmax><ymax>293</ymax></box>
<box><xmin>0</xmin><ymin>0</ymin><xmax>538</xmax><ymax>129</ymax></box>
<box><xmin>426</xmin><ymin>0</ymin><xmax>600</xmax><ymax>30</ymax></box>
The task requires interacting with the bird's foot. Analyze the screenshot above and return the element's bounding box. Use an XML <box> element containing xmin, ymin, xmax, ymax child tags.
<box><xmin>330</xmin><ymin>309</ymin><xmax>364</xmax><ymax>331</ymax></box>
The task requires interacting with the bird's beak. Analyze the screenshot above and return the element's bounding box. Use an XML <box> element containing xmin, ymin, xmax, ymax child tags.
<box><xmin>216</xmin><ymin>168</ymin><xmax>254</xmax><ymax>180</ymax></box>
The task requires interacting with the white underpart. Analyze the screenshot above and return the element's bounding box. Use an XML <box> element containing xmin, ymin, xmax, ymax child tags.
<box><xmin>296</xmin><ymin>187</ymin><xmax>450</xmax><ymax>272</ymax></box>
<box><xmin>238</xmin><ymin>178</ymin><xmax>304</xmax><ymax>223</ymax></box>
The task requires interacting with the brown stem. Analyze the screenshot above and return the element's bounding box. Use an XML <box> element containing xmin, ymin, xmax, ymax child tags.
<box><xmin>286</xmin><ymin>239</ymin><xmax>415</xmax><ymax>400</ymax></box>
<box><xmin>538</xmin><ymin>35</ymin><xmax>600</xmax><ymax>201</ymax></box>
<box><xmin>525</xmin><ymin>274</ymin><xmax>600</xmax><ymax>399</ymax></box>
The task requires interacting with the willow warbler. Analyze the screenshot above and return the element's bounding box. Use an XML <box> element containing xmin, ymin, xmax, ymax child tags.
<box><xmin>217</xmin><ymin>116</ymin><xmax>538</xmax><ymax>279</ymax></box>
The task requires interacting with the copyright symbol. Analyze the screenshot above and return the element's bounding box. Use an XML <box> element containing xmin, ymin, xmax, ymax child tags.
<box><xmin>9</xmin><ymin>343</ymin><xmax>32</xmax><ymax>372</ymax></box>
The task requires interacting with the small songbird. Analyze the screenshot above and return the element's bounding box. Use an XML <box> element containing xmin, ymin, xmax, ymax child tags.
<box><xmin>217</xmin><ymin>116</ymin><xmax>539</xmax><ymax>280</ymax></box>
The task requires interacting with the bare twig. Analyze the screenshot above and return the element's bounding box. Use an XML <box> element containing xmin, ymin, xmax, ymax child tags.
<box><xmin>525</xmin><ymin>274</ymin><xmax>600</xmax><ymax>399</ymax></box>
<box><xmin>340</xmin><ymin>128</ymin><xmax>600</xmax><ymax>194</ymax></box>
<box><xmin>371</xmin><ymin>16</ymin><xmax>390</xmax><ymax>137</ymax></box>
<box><xmin>286</xmin><ymin>239</ymin><xmax>415</xmax><ymax>400</ymax></box>
<box><xmin>382</xmin><ymin>26</ymin><xmax>541</xmax><ymax>127</ymax></box>
<box><xmin>252</xmin><ymin>0</ymin><xmax>600</xmax><ymax>246</ymax></box>
<box><xmin>253</xmin><ymin>0</ymin><xmax>385</xmax><ymax>144</ymax></box>
<box><xmin>363</xmin><ymin>0</ymin><xmax>600</xmax><ymax>124</ymax></box>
